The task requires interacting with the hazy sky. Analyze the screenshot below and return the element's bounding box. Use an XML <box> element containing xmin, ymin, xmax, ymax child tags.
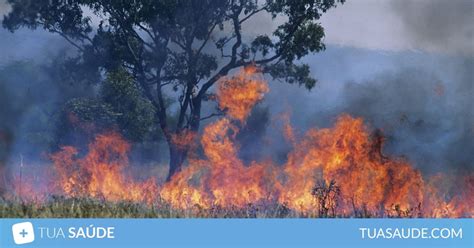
<box><xmin>1</xmin><ymin>0</ymin><xmax>473</xmax><ymax>57</ymax></box>
<box><xmin>0</xmin><ymin>1</ymin><xmax>472</xmax><ymax>172</ymax></box>
<box><xmin>319</xmin><ymin>0</ymin><xmax>473</xmax><ymax>55</ymax></box>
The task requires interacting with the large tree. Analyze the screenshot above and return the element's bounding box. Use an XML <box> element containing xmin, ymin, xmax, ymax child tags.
<box><xmin>3</xmin><ymin>0</ymin><xmax>344</xmax><ymax>181</ymax></box>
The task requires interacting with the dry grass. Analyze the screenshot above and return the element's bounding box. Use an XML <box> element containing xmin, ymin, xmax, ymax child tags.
<box><xmin>0</xmin><ymin>197</ymin><xmax>301</xmax><ymax>218</ymax></box>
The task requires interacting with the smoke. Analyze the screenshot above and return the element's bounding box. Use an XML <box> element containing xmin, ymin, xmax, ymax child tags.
<box><xmin>0</xmin><ymin>0</ymin><xmax>472</xmax><ymax>176</ymax></box>
<box><xmin>337</xmin><ymin>61</ymin><xmax>473</xmax><ymax>172</ymax></box>
<box><xmin>245</xmin><ymin>0</ymin><xmax>474</xmax><ymax>173</ymax></box>
<box><xmin>332</xmin><ymin>0</ymin><xmax>474</xmax><ymax>171</ymax></box>
<box><xmin>255</xmin><ymin>47</ymin><xmax>473</xmax><ymax>174</ymax></box>
<box><xmin>0</xmin><ymin>0</ymin><xmax>10</xmax><ymax>17</ymax></box>
<box><xmin>392</xmin><ymin>0</ymin><xmax>474</xmax><ymax>55</ymax></box>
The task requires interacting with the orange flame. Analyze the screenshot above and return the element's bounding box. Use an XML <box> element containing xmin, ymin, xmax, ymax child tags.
<box><xmin>161</xmin><ymin>67</ymin><xmax>272</xmax><ymax>209</ymax></box>
<box><xmin>278</xmin><ymin>115</ymin><xmax>434</xmax><ymax>216</ymax></box>
<box><xmin>51</xmin><ymin>132</ymin><xmax>158</xmax><ymax>204</ymax></box>
<box><xmin>171</xmin><ymin>130</ymin><xmax>197</xmax><ymax>151</ymax></box>
<box><xmin>281</xmin><ymin>112</ymin><xmax>296</xmax><ymax>145</ymax></box>
<box><xmin>217</xmin><ymin>66</ymin><xmax>269</xmax><ymax>122</ymax></box>
<box><xmin>8</xmin><ymin>66</ymin><xmax>473</xmax><ymax>218</ymax></box>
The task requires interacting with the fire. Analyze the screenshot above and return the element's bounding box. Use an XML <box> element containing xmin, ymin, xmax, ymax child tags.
<box><xmin>161</xmin><ymin>119</ymin><xmax>271</xmax><ymax>209</ymax></box>
<box><xmin>217</xmin><ymin>66</ymin><xmax>269</xmax><ymax>122</ymax></box>
<box><xmin>278</xmin><ymin>115</ymin><xmax>473</xmax><ymax>217</ymax></box>
<box><xmin>279</xmin><ymin>115</ymin><xmax>421</xmax><ymax>215</ymax></box>
<box><xmin>51</xmin><ymin>132</ymin><xmax>158</xmax><ymax>204</ymax></box>
<box><xmin>281</xmin><ymin>112</ymin><xmax>296</xmax><ymax>145</ymax></box>
<box><xmin>171</xmin><ymin>130</ymin><xmax>197</xmax><ymax>151</ymax></box>
<box><xmin>423</xmin><ymin>173</ymin><xmax>474</xmax><ymax>218</ymax></box>
<box><xmin>7</xmin><ymin>66</ymin><xmax>473</xmax><ymax>217</ymax></box>
<box><xmin>161</xmin><ymin>66</ymin><xmax>272</xmax><ymax>209</ymax></box>
<box><xmin>160</xmin><ymin>66</ymin><xmax>472</xmax><ymax>216</ymax></box>
<box><xmin>446</xmin><ymin>175</ymin><xmax>474</xmax><ymax>217</ymax></box>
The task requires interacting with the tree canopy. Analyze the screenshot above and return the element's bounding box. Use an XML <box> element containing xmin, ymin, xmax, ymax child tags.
<box><xmin>3</xmin><ymin>0</ymin><xmax>345</xmax><ymax>180</ymax></box>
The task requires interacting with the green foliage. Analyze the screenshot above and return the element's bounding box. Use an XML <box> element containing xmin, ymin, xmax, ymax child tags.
<box><xmin>63</xmin><ymin>98</ymin><xmax>118</xmax><ymax>125</ymax></box>
<box><xmin>3</xmin><ymin>0</ymin><xmax>345</xmax><ymax>177</ymax></box>
<box><xmin>265</xmin><ymin>63</ymin><xmax>317</xmax><ymax>90</ymax></box>
<box><xmin>55</xmin><ymin>98</ymin><xmax>119</xmax><ymax>147</ymax></box>
<box><xmin>2</xmin><ymin>0</ymin><xmax>345</xmax><ymax>101</ymax></box>
<box><xmin>101</xmin><ymin>69</ymin><xmax>157</xmax><ymax>141</ymax></box>
<box><xmin>55</xmin><ymin>69</ymin><xmax>159</xmax><ymax>144</ymax></box>
<box><xmin>251</xmin><ymin>35</ymin><xmax>274</xmax><ymax>57</ymax></box>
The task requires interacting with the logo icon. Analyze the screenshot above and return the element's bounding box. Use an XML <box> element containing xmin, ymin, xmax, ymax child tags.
<box><xmin>12</xmin><ymin>222</ymin><xmax>35</xmax><ymax>245</ymax></box>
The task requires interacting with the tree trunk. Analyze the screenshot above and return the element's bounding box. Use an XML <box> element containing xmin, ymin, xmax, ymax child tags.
<box><xmin>165</xmin><ymin>97</ymin><xmax>202</xmax><ymax>182</ymax></box>
<box><xmin>166</xmin><ymin>143</ymin><xmax>186</xmax><ymax>182</ymax></box>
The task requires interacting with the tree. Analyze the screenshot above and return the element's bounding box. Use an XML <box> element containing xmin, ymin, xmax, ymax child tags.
<box><xmin>55</xmin><ymin>69</ymin><xmax>158</xmax><ymax>148</ymax></box>
<box><xmin>3</xmin><ymin>0</ymin><xmax>345</xmax><ymax>181</ymax></box>
<box><xmin>101</xmin><ymin>69</ymin><xmax>158</xmax><ymax>142</ymax></box>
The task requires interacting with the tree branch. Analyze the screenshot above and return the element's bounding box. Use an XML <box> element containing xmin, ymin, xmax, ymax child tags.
<box><xmin>196</xmin><ymin>22</ymin><xmax>218</xmax><ymax>56</ymax></box>
<box><xmin>197</xmin><ymin>7</ymin><xmax>243</xmax><ymax>98</ymax></box>
<box><xmin>239</xmin><ymin>5</ymin><xmax>268</xmax><ymax>24</ymax></box>
<box><xmin>200</xmin><ymin>112</ymin><xmax>224</xmax><ymax>121</ymax></box>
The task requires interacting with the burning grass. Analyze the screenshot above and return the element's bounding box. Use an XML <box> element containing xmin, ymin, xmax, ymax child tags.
<box><xmin>3</xmin><ymin>67</ymin><xmax>473</xmax><ymax>218</ymax></box>
<box><xmin>0</xmin><ymin>197</ymin><xmax>431</xmax><ymax>218</ymax></box>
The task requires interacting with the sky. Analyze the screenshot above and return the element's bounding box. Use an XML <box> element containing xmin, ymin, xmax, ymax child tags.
<box><xmin>1</xmin><ymin>0</ymin><xmax>473</xmax><ymax>59</ymax></box>
<box><xmin>0</xmin><ymin>0</ymin><xmax>472</xmax><ymax>173</ymax></box>
<box><xmin>320</xmin><ymin>0</ymin><xmax>473</xmax><ymax>55</ymax></box>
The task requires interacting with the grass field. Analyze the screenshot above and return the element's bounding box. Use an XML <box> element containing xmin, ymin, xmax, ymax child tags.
<box><xmin>0</xmin><ymin>198</ymin><xmax>302</xmax><ymax>218</ymax></box>
<box><xmin>1</xmin><ymin>197</ymin><xmax>417</xmax><ymax>218</ymax></box>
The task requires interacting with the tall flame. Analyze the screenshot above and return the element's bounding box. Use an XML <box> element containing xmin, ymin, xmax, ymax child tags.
<box><xmin>161</xmin><ymin>66</ymin><xmax>272</xmax><ymax>209</ymax></box>
<box><xmin>279</xmin><ymin>115</ymin><xmax>424</xmax><ymax>216</ymax></box>
<box><xmin>51</xmin><ymin>132</ymin><xmax>158</xmax><ymax>204</ymax></box>
<box><xmin>217</xmin><ymin>66</ymin><xmax>269</xmax><ymax>122</ymax></box>
<box><xmin>8</xmin><ymin>66</ymin><xmax>473</xmax><ymax>217</ymax></box>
